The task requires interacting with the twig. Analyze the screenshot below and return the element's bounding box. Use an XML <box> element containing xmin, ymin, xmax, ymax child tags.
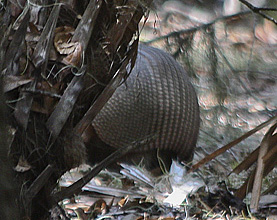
<box><xmin>145</xmin><ymin>11</ymin><xmax>251</xmax><ymax>44</ymax></box>
<box><xmin>250</xmin><ymin>123</ymin><xmax>277</xmax><ymax>212</ymax></box>
<box><xmin>74</xmin><ymin>42</ymin><xmax>138</xmax><ymax>136</ymax></box>
<box><xmin>46</xmin><ymin>73</ymin><xmax>85</xmax><ymax>138</ymax></box>
<box><xmin>188</xmin><ymin>114</ymin><xmax>277</xmax><ymax>172</ymax></box>
<box><xmin>50</xmin><ymin>134</ymin><xmax>157</xmax><ymax>205</ymax></box>
<box><xmin>21</xmin><ymin>88</ymin><xmax>62</xmax><ymax>99</ymax></box>
<box><xmin>239</xmin><ymin>0</ymin><xmax>277</xmax><ymax>25</ymax></box>
<box><xmin>24</xmin><ymin>165</ymin><xmax>54</xmax><ymax>205</ymax></box>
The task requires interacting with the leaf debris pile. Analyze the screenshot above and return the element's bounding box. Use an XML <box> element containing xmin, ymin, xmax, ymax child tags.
<box><xmin>0</xmin><ymin>0</ymin><xmax>152</xmax><ymax>218</ymax></box>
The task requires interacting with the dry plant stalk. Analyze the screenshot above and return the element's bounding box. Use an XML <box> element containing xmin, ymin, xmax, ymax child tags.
<box><xmin>250</xmin><ymin>123</ymin><xmax>277</xmax><ymax>211</ymax></box>
<box><xmin>189</xmin><ymin>115</ymin><xmax>277</xmax><ymax>172</ymax></box>
<box><xmin>0</xmin><ymin>0</ymin><xmax>153</xmax><ymax>218</ymax></box>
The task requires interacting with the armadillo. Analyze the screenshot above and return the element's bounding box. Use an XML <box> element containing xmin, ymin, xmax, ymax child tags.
<box><xmin>87</xmin><ymin>44</ymin><xmax>200</xmax><ymax>173</ymax></box>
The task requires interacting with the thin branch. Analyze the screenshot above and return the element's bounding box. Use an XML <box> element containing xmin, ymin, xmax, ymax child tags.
<box><xmin>256</xmin><ymin>8</ymin><xmax>277</xmax><ymax>12</ymax></box>
<box><xmin>239</xmin><ymin>0</ymin><xmax>277</xmax><ymax>25</ymax></box>
<box><xmin>188</xmin><ymin>114</ymin><xmax>277</xmax><ymax>172</ymax></box>
<box><xmin>145</xmin><ymin>11</ymin><xmax>251</xmax><ymax>44</ymax></box>
<box><xmin>50</xmin><ymin>133</ymin><xmax>157</xmax><ymax>205</ymax></box>
<box><xmin>24</xmin><ymin>165</ymin><xmax>54</xmax><ymax>206</ymax></box>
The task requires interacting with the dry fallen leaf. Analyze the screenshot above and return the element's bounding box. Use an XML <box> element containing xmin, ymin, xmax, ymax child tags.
<box><xmin>88</xmin><ymin>199</ymin><xmax>108</xmax><ymax>216</ymax></box>
<box><xmin>3</xmin><ymin>75</ymin><xmax>33</xmax><ymax>93</ymax></box>
<box><xmin>54</xmin><ymin>26</ymin><xmax>76</xmax><ymax>55</ymax></box>
<box><xmin>62</xmin><ymin>42</ymin><xmax>82</xmax><ymax>66</ymax></box>
<box><xmin>255</xmin><ymin>20</ymin><xmax>277</xmax><ymax>44</ymax></box>
<box><xmin>54</xmin><ymin>26</ymin><xmax>83</xmax><ymax>66</ymax></box>
<box><xmin>14</xmin><ymin>156</ymin><xmax>32</xmax><ymax>172</ymax></box>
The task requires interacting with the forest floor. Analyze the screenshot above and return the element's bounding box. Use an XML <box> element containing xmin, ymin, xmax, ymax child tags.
<box><xmin>58</xmin><ymin>1</ymin><xmax>277</xmax><ymax>219</ymax></box>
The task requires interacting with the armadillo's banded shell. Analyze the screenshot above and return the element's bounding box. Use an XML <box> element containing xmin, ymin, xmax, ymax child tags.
<box><xmin>92</xmin><ymin>44</ymin><xmax>200</xmax><ymax>162</ymax></box>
